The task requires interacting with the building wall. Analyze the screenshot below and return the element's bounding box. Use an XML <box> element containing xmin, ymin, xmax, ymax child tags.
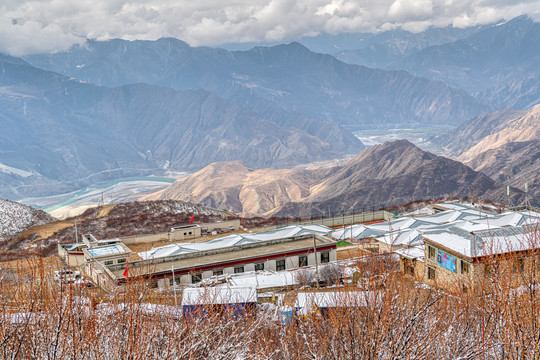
<box><xmin>58</xmin><ymin>245</ymin><xmax>86</xmax><ymax>267</ymax></box>
<box><xmin>170</xmin><ymin>226</ymin><xmax>202</xmax><ymax>241</ymax></box>
<box><xmin>356</xmin><ymin>239</ymin><xmax>399</xmax><ymax>254</ymax></box>
<box><xmin>399</xmin><ymin>256</ymin><xmax>426</xmax><ymax>282</ymax></box>
<box><xmin>121</xmin><ymin>232</ymin><xmax>170</xmax><ymax>245</ymax></box>
<box><xmin>421</xmin><ymin>240</ymin><xmax>540</xmax><ymax>293</ymax></box>
<box><xmin>203</xmin><ymin>220</ymin><xmax>241</xmax><ymax>232</ymax></box>
<box><xmin>155</xmin><ymin>248</ymin><xmax>337</xmax><ymax>289</ymax></box>
<box><xmin>424</xmin><ymin>242</ymin><xmax>473</xmax><ymax>292</ymax></box>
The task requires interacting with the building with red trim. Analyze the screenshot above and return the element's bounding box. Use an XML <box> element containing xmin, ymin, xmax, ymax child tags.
<box><xmin>82</xmin><ymin>225</ymin><xmax>337</xmax><ymax>290</ymax></box>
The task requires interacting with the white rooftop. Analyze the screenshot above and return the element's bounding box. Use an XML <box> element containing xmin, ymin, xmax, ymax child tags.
<box><xmin>140</xmin><ymin>224</ymin><xmax>331</xmax><ymax>260</ymax></box>
<box><xmin>394</xmin><ymin>245</ymin><xmax>425</xmax><ymax>260</ymax></box>
<box><xmin>181</xmin><ymin>286</ymin><xmax>257</xmax><ymax>306</ymax></box>
<box><xmin>295</xmin><ymin>291</ymin><xmax>373</xmax><ymax>314</ymax></box>
<box><xmin>331</xmin><ymin>203</ymin><xmax>540</xmax><ymax>256</ymax></box>
<box><xmin>424</xmin><ymin>222</ymin><xmax>540</xmax><ymax>258</ymax></box>
<box><xmin>224</xmin><ymin>270</ymin><xmax>297</xmax><ymax>289</ymax></box>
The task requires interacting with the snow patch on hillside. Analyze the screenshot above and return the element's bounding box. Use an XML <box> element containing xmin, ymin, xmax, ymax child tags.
<box><xmin>0</xmin><ymin>199</ymin><xmax>36</xmax><ymax>238</ymax></box>
<box><xmin>0</xmin><ymin>162</ymin><xmax>33</xmax><ymax>178</ymax></box>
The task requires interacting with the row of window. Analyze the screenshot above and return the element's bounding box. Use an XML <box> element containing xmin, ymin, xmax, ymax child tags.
<box><xmin>428</xmin><ymin>258</ymin><xmax>530</xmax><ymax>281</ymax></box>
<box><xmin>189</xmin><ymin>253</ymin><xmax>330</xmax><ymax>284</ymax></box>
<box><xmin>104</xmin><ymin>258</ymin><xmax>126</xmax><ymax>266</ymax></box>
<box><xmin>484</xmin><ymin>257</ymin><xmax>528</xmax><ymax>276</ymax></box>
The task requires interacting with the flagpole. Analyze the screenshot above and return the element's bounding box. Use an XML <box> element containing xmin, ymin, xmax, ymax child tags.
<box><xmin>172</xmin><ymin>265</ymin><xmax>178</xmax><ymax>307</ymax></box>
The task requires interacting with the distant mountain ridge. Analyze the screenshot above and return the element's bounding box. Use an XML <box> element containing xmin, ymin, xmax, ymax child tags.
<box><xmin>0</xmin><ymin>55</ymin><xmax>359</xmax><ymax>199</ymax></box>
<box><xmin>335</xmin><ymin>24</ymin><xmax>487</xmax><ymax>68</ymax></box>
<box><xmin>145</xmin><ymin>140</ymin><xmax>528</xmax><ymax>217</ymax></box>
<box><xmin>436</xmin><ymin>104</ymin><xmax>540</xmax><ymax>198</ymax></box>
<box><xmin>333</xmin><ymin>16</ymin><xmax>539</xmax><ymax>110</ymax></box>
<box><xmin>24</xmin><ymin>38</ymin><xmax>492</xmax><ymax>128</ymax></box>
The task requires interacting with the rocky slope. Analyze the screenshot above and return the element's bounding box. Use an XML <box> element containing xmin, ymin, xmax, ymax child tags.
<box><xmin>436</xmin><ymin>104</ymin><xmax>540</xmax><ymax>197</ymax></box>
<box><xmin>0</xmin><ymin>55</ymin><xmax>359</xmax><ymax>199</ymax></box>
<box><xmin>146</xmin><ymin>140</ymin><xmax>527</xmax><ymax>217</ymax></box>
<box><xmin>463</xmin><ymin>141</ymin><xmax>540</xmax><ymax>198</ymax></box>
<box><xmin>147</xmin><ymin>161</ymin><xmax>334</xmax><ymax>216</ymax></box>
<box><xmin>3</xmin><ymin>200</ymin><xmax>232</xmax><ymax>260</ymax></box>
<box><xmin>0</xmin><ymin>199</ymin><xmax>54</xmax><ymax>240</ymax></box>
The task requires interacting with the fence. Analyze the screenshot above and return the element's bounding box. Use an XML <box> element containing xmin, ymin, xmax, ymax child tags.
<box><xmin>276</xmin><ymin>207</ymin><xmax>395</xmax><ymax>229</ymax></box>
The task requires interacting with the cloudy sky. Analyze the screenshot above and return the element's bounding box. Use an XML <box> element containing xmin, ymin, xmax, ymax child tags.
<box><xmin>1</xmin><ymin>0</ymin><xmax>539</xmax><ymax>56</ymax></box>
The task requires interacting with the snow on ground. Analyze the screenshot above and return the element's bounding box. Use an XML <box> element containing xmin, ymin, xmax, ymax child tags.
<box><xmin>0</xmin><ymin>199</ymin><xmax>37</xmax><ymax>238</ymax></box>
<box><xmin>0</xmin><ymin>162</ymin><xmax>33</xmax><ymax>178</ymax></box>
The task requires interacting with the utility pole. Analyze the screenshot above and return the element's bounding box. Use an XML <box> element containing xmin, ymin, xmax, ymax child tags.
<box><xmin>74</xmin><ymin>220</ymin><xmax>78</xmax><ymax>243</ymax></box>
<box><xmin>525</xmin><ymin>183</ymin><xmax>529</xmax><ymax>209</ymax></box>
<box><xmin>313</xmin><ymin>234</ymin><xmax>319</xmax><ymax>289</ymax></box>
<box><xmin>172</xmin><ymin>265</ymin><xmax>178</xmax><ymax>307</ymax></box>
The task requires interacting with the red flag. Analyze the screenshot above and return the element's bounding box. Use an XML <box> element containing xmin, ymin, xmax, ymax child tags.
<box><xmin>123</xmin><ymin>261</ymin><xmax>129</xmax><ymax>279</ymax></box>
<box><xmin>190</xmin><ymin>215</ymin><xmax>194</xmax><ymax>224</ymax></box>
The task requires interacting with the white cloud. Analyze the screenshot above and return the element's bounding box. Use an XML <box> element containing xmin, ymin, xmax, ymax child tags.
<box><xmin>0</xmin><ymin>0</ymin><xmax>538</xmax><ymax>55</ymax></box>
<box><xmin>388</xmin><ymin>0</ymin><xmax>433</xmax><ymax>22</ymax></box>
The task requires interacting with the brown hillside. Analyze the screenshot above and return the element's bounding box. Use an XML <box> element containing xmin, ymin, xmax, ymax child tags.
<box><xmin>145</xmin><ymin>140</ymin><xmax>528</xmax><ymax>217</ymax></box>
<box><xmin>438</xmin><ymin>104</ymin><xmax>540</xmax><ymax>197</ymax></box>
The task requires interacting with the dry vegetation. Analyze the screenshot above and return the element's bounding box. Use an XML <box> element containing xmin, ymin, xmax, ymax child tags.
<box><xmin>3</xmin><ymin>238</ymin><xmax>540</xmax><ymax>359</ymax></box>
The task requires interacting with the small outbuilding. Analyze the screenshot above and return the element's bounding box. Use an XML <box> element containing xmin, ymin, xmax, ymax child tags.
<box><xmin>181</xmin><ymin>286</ymin><xmax>257</xmax><ymax>318</ymax></box>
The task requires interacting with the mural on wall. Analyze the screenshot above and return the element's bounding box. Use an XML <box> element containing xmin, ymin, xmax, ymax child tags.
<box><xmin>437</xmin><ymin>249</ymin><xmax>457</xmax><ymax>273</ymax></box>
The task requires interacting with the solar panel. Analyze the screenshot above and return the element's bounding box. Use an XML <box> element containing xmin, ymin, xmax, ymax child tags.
<box><xmin>87</xmin><ymin>244</ymin><xmax>125</xmax><ymax>257</ymax></box>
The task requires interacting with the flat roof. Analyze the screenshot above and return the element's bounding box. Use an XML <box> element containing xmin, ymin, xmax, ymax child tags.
<box><xmin>86</xmin><ymin>244</ymin><xmax>127</xmax><ymax>257</ymax></box>
<box><xmin>395</xmin><ymin>246</ymin><xmax>425</xmax><ymax>260</ymax></box>
<box><xmin>225</xmin><ymin>270</ymin><xmax>297</xmax><ymax>289</ymax></box>
<box><xmin>182</xmin><ymin>286</ymin><xmax>257</xmax><ymax>305</ymax></box>
<box><xmin>295</xmin><ymin>291</ymin><xmax>373</xmax><ymax>310</ymax></box>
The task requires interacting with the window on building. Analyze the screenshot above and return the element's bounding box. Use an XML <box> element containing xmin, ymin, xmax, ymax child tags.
<box><xmin>461</xmin><ymin>260</ymin><xmax>470</xmax><ymax>274</ymax></box>
<box><xmin>169</xmin><ymin>277</ymin><xmax>180</xmax><ymax>286</ymax></box>
<box><xmin>427</xmin><ymin>266</ymin><xmax>436</xmax><ymax>280</ymax></box>
<box><xmin>149</xmin><ymin>279</ymin><xmax>158</xmax><ymax>288</ymax></box>
<box><xmin>104</xmin><ymin>260</ymin><xmax>113</xmax><ymax>266</ymax></box>
<box><xmin>428</xmin><ymin>246</ymin><xmax>436</xmax><ymax>260</ymax></box>
<box><xmin>276</xmin><ymin>260</ymin><xmax>286</xmax><ymax>271</ymax></box>
<box><xmin>117</xmin><ymin>258</ymin><xmax>126</xmax><ymax>264</ymax></box>
<box><xmin>188</xmin><ymin>231</ymin><xmax>192</xmax><ymax>235</ymax></box>
<box><xmin>405</xmin><ymin>260</ymin><xmax>415</xmax><ymax>276</ymax></box>
<box><xmin>191</xmin><ymin>273</ymin><xmax>202</xmax><ymax>283</ymax></box>
<box><xmin>234</xmin><ymin>266</ymin><xmax>244</xmax><ymax>274</ymax></box>
<box><xmin>321</xmin><ymin>252</ymin><xmax>330</xmax><ymax>264</ymax></box>
<box><xmin>254</xmin><ymin>263</ymin><xmax>264</xmax><ymax>271</ymax></box>
<box><xmin>213</xmin><ymin>269</ymin><xmax>224</xmax><ymax>276</ymax></box>
<box><xmin>299</xmin><ymin>256</ymin><xmax>308</xmax><ymax>267</ymax></box>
